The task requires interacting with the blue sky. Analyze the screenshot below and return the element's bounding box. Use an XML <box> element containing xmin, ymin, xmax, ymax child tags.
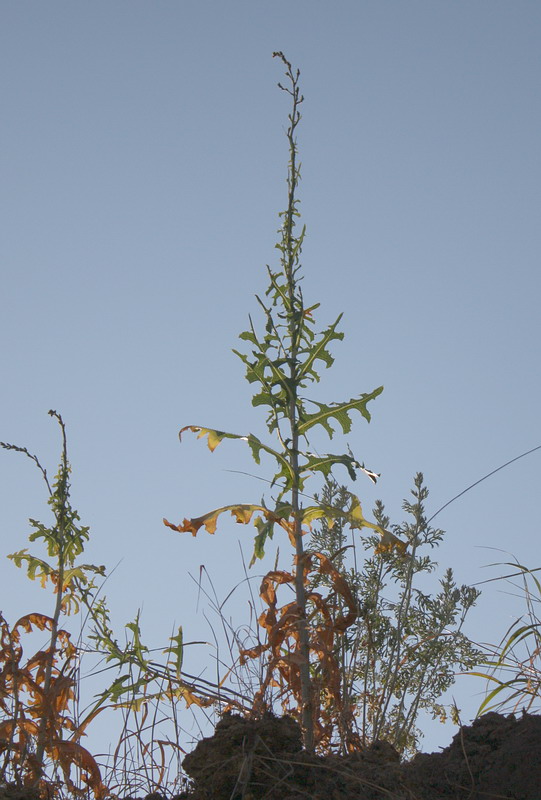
<box><xmin>1</xmin><ymin>1</ymin><xmax>540</xmax><ymax>757</ymax></box>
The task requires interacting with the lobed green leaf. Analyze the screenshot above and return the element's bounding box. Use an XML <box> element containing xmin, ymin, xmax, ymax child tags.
<box><xmin>298</xmin><ymin>386</ymin><xmax>384</xmax><ymax>438</ymax></box>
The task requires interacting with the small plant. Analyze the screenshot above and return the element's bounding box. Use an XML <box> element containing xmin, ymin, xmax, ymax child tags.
<box><xmin>0</xmin><ymin>411</ymin><xmax>107</xmax><ymax>798</ymax></box>
<box><xmin>163</xmin><ymin>53</ymin><xmax>406</xmax><ymax>752</ymax></box>
<box><xmin>472</xmin><ymin>561</ymin><xmax>541</xmax><ymax>716</ymax></box>
<box><xmin>1</xmin><ymin>411</ymin><xmax>234</xmax><ymax>796</ymax></box>
<box><xmin>308</xmin><ymin>474</ymin><xmax>482</xmax><ymax>757</ymax></box>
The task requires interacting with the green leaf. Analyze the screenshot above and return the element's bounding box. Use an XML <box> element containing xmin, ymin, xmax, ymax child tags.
<box><xmin>301</xmin><ymin>452</ymin><xmax>360</xmax><ymax>483</ymax></box>
<box><xmin>298</xmin><ymin>387</ymin><xmax>384</xmax><ymax>438</ymax></box>
<box><xmin>245</xmin><ymin>435</ymin><xmax>295</xmax><ymax>488</ymax></box>
<box><xmin>125</xmin><ymin>615</ymin><xmax>149</xmax><ymax>668</ymax></box>
<box><xmin>474</xmin><ymin>676</ymin><xmax>518</xmax><ymax>715</ymax></box>
<box><xmin>167</xmin><ymin>626</ymin><xmax>184</xmax><ymax>679</ymax></box>
<box><xmin>297</xmin><ymin>314</ymin><xmax>344</xmax><ymax>383</ymax></box>
<box><xmin>8</xmin><ymin>550</ymin><xmax>54</xmax><ymax>586</ymax></box>
<box><xmin>238</xmin><ymin>330</ymin><xmax>258</xmax><ymax>346</ymax></box>
<box><xmin>62</xmin><ymin>564</ymin><xmax>106</xmax><ymax>590</ymax></box>
<box><xmin>312</xmin><ymin>492</ymin><xmax>408</xmax><ymax>555</ymax></box>
<box><xmin>179</xmin><ymin>425</ymin><xmax>296</xmax><ymax>491</ymax></box>
<box><xmin>251</xmin><ymin>515</ymin><xmax>274</xmax><ymax>567</ymax></box>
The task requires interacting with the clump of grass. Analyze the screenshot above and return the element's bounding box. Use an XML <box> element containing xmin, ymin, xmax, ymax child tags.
<box><xmin>472</xmin><ymin>561</ymin><xmax>541</xmax><ymax>716</ymax></box>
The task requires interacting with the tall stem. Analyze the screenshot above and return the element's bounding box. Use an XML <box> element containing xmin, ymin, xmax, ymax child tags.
<box><xmin>275</xmin><ymin>51</ymin><xmax>314</xmax><ymax>752</ymax></box>
<box><xmin>34</xmin><ymin>413</ymin><xmax>68</xmax><ymax>775</ymax></box>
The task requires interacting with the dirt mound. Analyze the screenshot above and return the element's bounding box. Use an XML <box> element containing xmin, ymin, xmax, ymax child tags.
<box><xmin>180</xmin><ymin>710</ymin><xmax>541</xmax><ymax>800</ymax></box>
<box><xmin>2</xmin><ymin>712</ymin><xmax>538</xmax><ymax>800</ymax></box>
<box><xmin>407</xmin><ymin>710</ymin><xmax>541</xmax><ymax>799</ymax></box>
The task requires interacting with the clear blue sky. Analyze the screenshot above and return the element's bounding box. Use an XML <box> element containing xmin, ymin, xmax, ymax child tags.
<box><xmin>1</xmin><ymin>1</ymin><xmax>540</xmax><ymax>757</ymax></box>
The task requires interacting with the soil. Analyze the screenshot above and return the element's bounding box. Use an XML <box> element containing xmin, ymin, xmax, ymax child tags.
<box><xmin>1</xmin><ymin>711</ymin><xmax>539</xmax><ymax>800</ymax></box>
<box><xmin>176</xmin><ymin>710</ymin><xmax>541</xmax><ymax>800</ymax></box>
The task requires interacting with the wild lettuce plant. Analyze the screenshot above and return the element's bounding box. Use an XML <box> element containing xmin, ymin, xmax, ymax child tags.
<box><xmin>163</xmin><ymin>53</ymin><xmax>405</xmax><ymax>751</ymax></box>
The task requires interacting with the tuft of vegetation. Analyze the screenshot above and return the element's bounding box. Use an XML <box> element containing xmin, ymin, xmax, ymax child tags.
<box><xmin>0</xmin><ymin>414</ymin><xmax>202</xmax><ymax>798</ymax></box>
<box><xmin>308</xmin><ymin>474</ymin><xmax>482</xmax><ymax>756</ymax></box>
<box><xmin>0</xmin><ymin>411</ymin><xmax>108</xmax><ymax>797</ymax></box>
<box><xmin>471</xmin><ymin>561</ymin><xmax>541</xmax><ymax>717</ymax></box>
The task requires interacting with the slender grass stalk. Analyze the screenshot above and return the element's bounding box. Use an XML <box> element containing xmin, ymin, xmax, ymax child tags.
<box><xmin>471</xmin><ymin>561</ymin><xmax>541</xmax><ymax>716</ymax></box>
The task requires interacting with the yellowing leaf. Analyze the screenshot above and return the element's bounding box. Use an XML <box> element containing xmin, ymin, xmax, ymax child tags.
<box><xmin>178</xmin><ymin>424</ymin><xmax>296</xmax><ymax>492</ymax></box>
<box><xmin>0</xmin><ymin>719</ymin><xmax>39</xmax><ymax>739</ymax></box>
<box><xmin>52</xmin><ymin>740</ymin><xmax>106</xmax><ymax>799</ymax></box>
<box><xmin>317</xmin><ymin>492</ymin><xmax>407</xmax><ymax>555</ymax></box>
<box><xmin>179</xmin><ymin>425</ymin><xmax>228</xmax><ymax>451</ymax></box>
<box><xmin>307</xmin><ymin>552</ymin><xmax>358</xmax><ymax>631</ymax></box>
<box><xmin>301</xmin><ymin>506</ymin><xmax>327</xmax><ymax>527</ymax></box>
<box><xmin>179</xmin><ymin>687</ymin><xmax>210</xmax><ymax>708</ymax></box>
<box><xmin>15</xmin><ymin>613</ymin><xmax>54</xmax><ymax>634</ymax></box>
<box><xmin>164</xmin><ymin>503</ymin><xmax>293</xmax><ymax>540</ymax></box>
<box><xmin>374</xmin><ymin>527</ymin><xmax>408</xmax><ymax>555</ymax></box>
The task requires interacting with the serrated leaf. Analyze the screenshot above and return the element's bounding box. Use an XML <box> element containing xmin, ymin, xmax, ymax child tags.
<box><xmin>164</xmin><ymin>503</ymin><xmax>289</xmax><ymax>537</ymax></box>
<box><xmin>298</xmin><ymin>387</ymin><xmax>384</xmax><ymax>438</ymax></box>
<box><xmin>316</xmin><ymin>492</ymin><xmax>408</xmax><ymax>555</ymax></box>
<box><xmin>165</xmin><ymin>506</ymin><xmax>225</xmax><ymax>535</ymax></box>
<box><xmin>251</xmin><ymin>515</ymin><xmax>274</xmax><ymax>567</ymax></box>
<box><xmin>238</xmin><ymin>330</ymin><xmax>258</xmax><ymax>346</ymax></box>
<box><xmin>61</xmin><ymin>564</ymin><xmax>104</xmax><ymax>591</ymax></box>
<box><xmin>179</xmin><ymin>425</ymin><xmax>296</xmax><ymax>491</ymax></box>
<box><xmin>15</xmin><ymin>612</ymin><xmax>54</xmax><ymax>634</ymax></box>
<box><xmin>300</xmin><ymin>505</ymin><xmax>327</xmax><ymax>527</ymax></box>
<box><xmin>179</xmin><ymin>425</ymin><xmax>230</xmax><ymax>452</ymax></box>
<box><xmin>246</xmin><ymin>436</ymin><xmax>295</xmax><ymax>488</ymax></box>
<box><xmin>297</xmin><ymin>314</ymin><xmax>344</xmax><ymax>382</ymax></box>
<box><xmin>125</xmin><ymin>617</ymin><xmax>149</xmax><ymax>668</ymax></box>
<box><xmin>301</xmin><ymin>452</ymin><xmax>359</xmax><ymax>482</ymax></box>
<box><xmin>233</xmin><ymin>344</ymin><xmax>291</xmax><ymax>395</ymax></box>
<box><xmin>8</xmin><ymin>550</ymin><xmax>55</xmax><ymax>587</ymax></box>
<box><xmin>166</xmin><ymin>626</ymin><xmax>184</xmax><ymax>679</ymax></box>
<box><xmin>164</xmin><ymin>502</ymin><xmax>295</xmax><ymax>563</ymax></box>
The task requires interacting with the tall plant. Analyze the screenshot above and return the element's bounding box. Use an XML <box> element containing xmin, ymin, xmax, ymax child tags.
<box><xmin>163</xmin><ymin>52</ymin><xmax>405</xmax><ymax>752</ymax></box>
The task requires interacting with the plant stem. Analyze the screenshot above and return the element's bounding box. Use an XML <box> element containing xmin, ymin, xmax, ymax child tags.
<box><xmin>34</xmin><ymin>412</ymin><xmax>69</xmax><ymax>775</ymax></box>
<box><xmin>276</xmin><ymin>50</ymin><xmax>314</xmax><ymax>753</ymax></box>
